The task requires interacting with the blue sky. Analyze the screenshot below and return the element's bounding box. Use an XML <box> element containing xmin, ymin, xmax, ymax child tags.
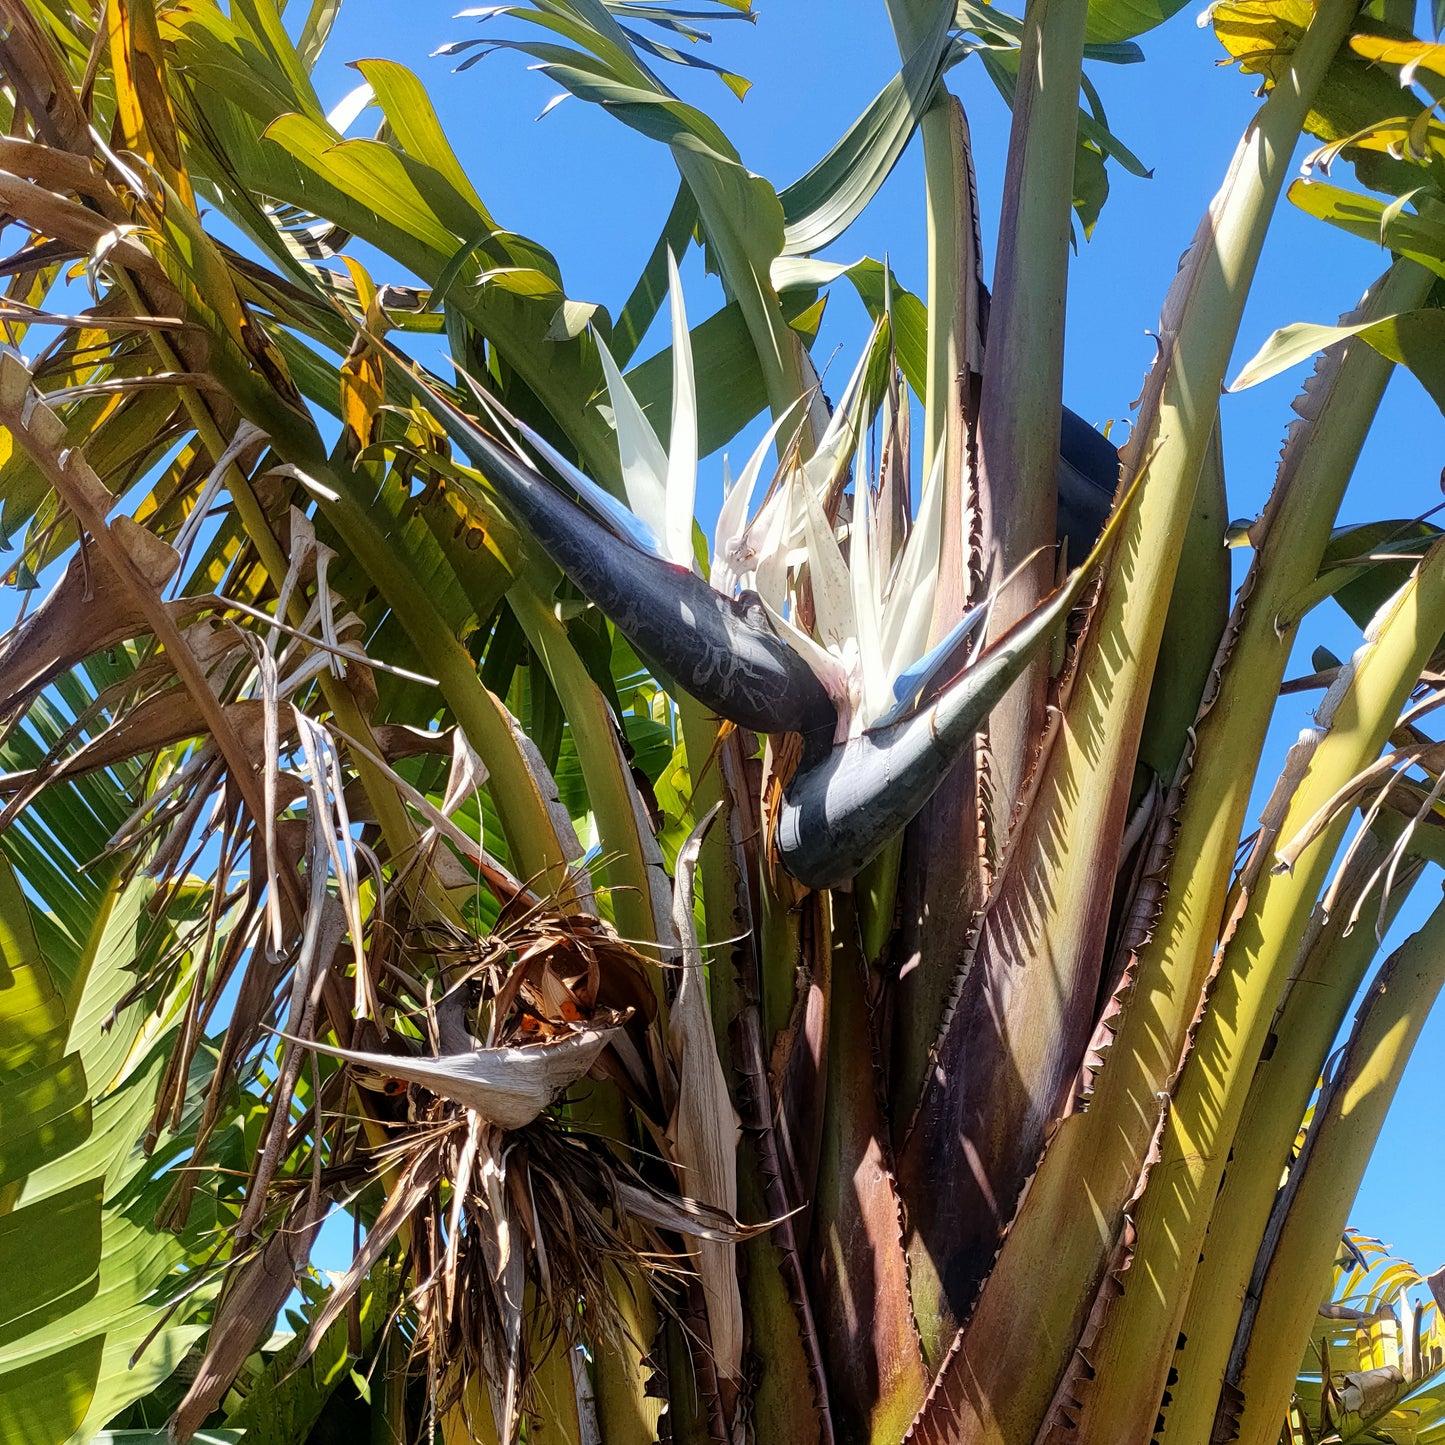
<box><xmin>300</xmin><ymin>0</ymin><xmax>1445</xmax><ymax>1272</ymax></box>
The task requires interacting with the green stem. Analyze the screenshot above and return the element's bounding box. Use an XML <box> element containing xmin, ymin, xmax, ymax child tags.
<box><xmin>507</xmin><ymin>585</ymin><xmax>666</xmax><ymax>958</ymax></box>
<box><xmin>1230</xmin><ymin>893</ymin><xmax>1445</xmax><ymax>1445</ymax></box>
<box><xmin>1161</xmin><ymin>827</ymin><xmax>1422</xmax><ymax>1443</ymax></box>
<box><xmin>526</xmin><ymin>1294</ymin><xmax>585</xmax><ymax>1444</ymax></box>
<box><xmin>974</xmin><ymin>0</ymin><xmax>1087</xmax><ymax>827</ymax></box>
<box><xmin>570</xmin><ymin>1093</ymin><xmax>665</xmax><ymax>1445</ymax></box>
<box><xmin>1077</xmin><ymin>537</ymin><xmax>1445</xmax><ymax>1442</ymax></box>
<box><xmin>369</xmin><ymin>1328</ymin><xmax>408</xmax><ymax>1445</ymax></box>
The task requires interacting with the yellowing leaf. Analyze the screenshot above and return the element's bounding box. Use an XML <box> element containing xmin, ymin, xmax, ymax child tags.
<box><xmin>1350</xmin><ymin>32</ymin><xmax>1445</xmax><ymax>83</ymax></box>
<box><xmin>353</xmin><ymin>58</ymin><xmax>495</xmax><ymax>225</ymax></box>
<box><xmin>1210</xmin><ymin>0</ymin><xmax>1314</xmax><ymax>84</ymax></box>
<box><xmin>339</xmin><ymin>257</ymin><xmax>387</xmax><ymax>449</ymax></box>
<box><xmin>0</xmin><ymin>855</ymin><xmax>69</xmax><ymax>1080</ymax></box>
<box><xmin>105</xmin><ymin>0</ymin><xmax>195</xmax><ymax>207</ymax></box>
<box><xmin>1232</xmin><ymin>308</ymin><xmax>1445</xmax><ymax>412</ymax></box>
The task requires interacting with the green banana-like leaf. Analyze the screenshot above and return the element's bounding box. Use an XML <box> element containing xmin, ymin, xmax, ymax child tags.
<box><xmin>1084</xmin><ymin>0</ymin><xmax>1193</xmax><ymax>45</ymax></box>
<box><xmin>1289</xmin><ymin>178</ymin><xmax>1445</xmax><ymax>282</ymax></box>
<box><xmin>164</xmin><ymin>1</ymin><xmax>624</xmax><ymax>481</ymax></box>
<box><xmin>0</xmin><ymin>853</ymin><xmax>71</xmax><ymax>1078</ymax></box>
<box><xmin>222</xmin><ymin>1261</ymin><xmax>403</xmax><ymax>1443</ymax></box>
<box><xmin>0</xmin><ymin>1050</ymin><xmax>90</xmax><ymax>1194</ymax></box>
<box><xmin>1317</xmin><ymin>518</ymin><xmax>1445</xmax><ymax>631</ymax></box>
<box><xmin>0</xmin><ymin>849</ymin><xmax>103</xmax><ymax>1442</ymax></box>
<box><xmin>611</xmin><ymin>182</ymin><xmax>700</xmax><ymax>366</ymax></box>
<box><xmin>0</xmin><ymin>680</ymin><xmax>225</xmax><ymax>1441</ymax></box>
<box><xmin>1</xmin><ymin>879</ymin><xmax>222</xmax><ymax>1442</ymax></box>
<box><xmin>482</xmin><ymin>0</ymin><xmax>816</xmax><ymax>435</ymax></box>
<box><xmin>0</xmin><ymin>1338</ymin><xmax>104</xmax><ymax>1445</ymax></box>
<box><xmin>778</xmin><ymin>0</ymin><xmax>955</xmax><ymax>256</ymax></box>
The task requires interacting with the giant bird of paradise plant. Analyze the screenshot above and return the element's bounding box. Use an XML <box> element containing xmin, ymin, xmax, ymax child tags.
<box><xmin>5</xmin><ymin>0</ymin><xmax>1445</xmax><ymax>1442</ymax></box>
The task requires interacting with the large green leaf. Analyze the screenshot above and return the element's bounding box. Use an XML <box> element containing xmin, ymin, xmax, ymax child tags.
<box><xmin>611</xmin><ymin>182</ymin><xmax>700</xmax><ymax>366</ymax></box>
<box><xmin>778</xmin><ymin>2</ymin><xmax>955</xmax><ymax>256</ymax></box>
<box><xmin>19</xmin><ymin>1041</ymin><xmax>224</xmax><ymax>1442</ymax></box>
<box><xmin>1233</xmin><ymin>306</ymin><xmax>1445</xmax><ymax>409</ymax></box>
<box><xmin>0</xmin><ymin>1180</ymin><xmax>103</xmax><ymax>1347</ymax></box>
<box><xmin>1318</xmin><ymin>517</ymin><xmax>1445</xmax><ymax>630</ymax></box>
<box><xmin>0</xmin><ymin>1337</ymin><xmax>104</xmax><ymax>1445</ymax></box>
<box><xmin>0</xmin><ymin>852</ymin><xmax>70</xmax><ymax>1075</ymax></box>
<box><xmin>1214</xmin><ymin>0</ymin><xmax>1434</xmax><ymax>195</ymax></box>
<box><xmin>0</xmin><ymin>855</ymin><xmax>104</xmax><ymax>1444</ymax></box>
<box><xmin>487</xmin><ymin>0</ymin><xmax>818</xmax><ymax>437</ymax></box>
<box><xmin>164</xmin><ymin>3</ymin><xmax>624</xmax><ymax>481</ymax></box>
<box><xmin>0</xmin><ymin>1050</ymin><xmax>90</xmax><ymax>1195</ymax></box>
<box><xmin>774</xmin><ymin>256</ymin><xmax>930</xmax><ymax>397</ymax></box>
<box><xmin>352</xmin><ymin>57</ymin><xmax>499</xmax><ymax>225</ymax></box>
<box><xmin>1289</xmin><ymin>179</ymin><xmax>1445</xmax><ymax>281</ymax></box>
<box><xmin>1084</xmin><ymin>0</ymin><xmax>1193</xmax><ymax>45</ymax></box>
<box><xmin>0</xmin><ymin>729</ymin><xmax>221</xmax><ymax>1441</ymax></box>
<box><xmin>0</xmin><ymin>695</ymin><xmax>131</xmax><ymax>1002</ymax></box>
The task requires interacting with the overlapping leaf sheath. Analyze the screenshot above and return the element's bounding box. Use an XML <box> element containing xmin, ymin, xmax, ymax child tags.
<box><xmin>808</xmin><ymin>891</ymin><xmax>930</xmax><ymax>1444</ymax></box>
<box><xmin>972</xmin><ymin>0</ymin><xmax>1089</xmax><ymax>834</ymax></box>
<box><xmin>902</xmin><ymin>5</ymin><xmax>1366</xmax><ymax>1436</ymax></box>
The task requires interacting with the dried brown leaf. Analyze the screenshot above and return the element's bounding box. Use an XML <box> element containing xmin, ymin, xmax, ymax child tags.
<box><xmin>282</xmin><ymin>1023</ymin><xmax>626</xmax><ymax>1130</ymax></box>
<box><xmin>665</xmin><ymin>806</ymin><xmax>743</xmax><ymax>1383</ymax></box>
<box><xmin>0</xmin><ymin>518</ymin><xmax>178</xmax><ymax>718</ymax></box>
<box><xmin>168</xmin><ymin>1186</ymin><xmax>332</xmax><ymax>1442</ymax></box>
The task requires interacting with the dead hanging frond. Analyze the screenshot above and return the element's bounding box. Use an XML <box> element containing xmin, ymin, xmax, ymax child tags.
<box><xmin>357</xmin><ymin>1108</ymin><xmax>758</xmax><ymax>1445</ymax></box>
<box><xmin>1268</xmin><ymin>659</ymin><xmax>1445</xmax><ymax>942</ymax></box>
<box><xmin>0</xmin><ymin>348</ymin><xmax>278</xmax><ymax>834</ymax></box>
<box><xmin>250</xmin><ymin>892</ymin><xmax>764</xmax><ymax>1445</ymax></box>
<box><xmin>1317</xmin><ymin>755</ymin><xmax>1445</xmax><ymax>942</ymax></box>
<box><xmin>298</xmin><ymin>896</ymin><xmax>667</xmax><ymax>1126</ymax></box>
<box><xmin>0</xmin><ymin>500</ymin><xmax>181</xmax><ymax>721</ymax></box>
<box><xmin>155</xmin><ymin>819</ymin><xmax>758</xmax><ymax>1442</ymax></box>
<box><xmin>0</xmin><ymin>516</ymin><xmax>435</xmax><ymax>1248</ymax></box>
<box><xmin>168</xmin><ymin>1179</ymin><xmax>337</xmax><ymax>1441</ymax></box>
<box><xmin>1275</xmin><ymin>735</ymin><xmax>1445</xmax><ymax>876</ymax></box>
<box><xmin>665</xmin><ymin>806</ymin><xmax>744</xmax><ymax>1385</ymax></box>
<box><xmin>1272</xmin><ymin>620</ymin><xmax>1445</xmax><ymax>885</ymax></box>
